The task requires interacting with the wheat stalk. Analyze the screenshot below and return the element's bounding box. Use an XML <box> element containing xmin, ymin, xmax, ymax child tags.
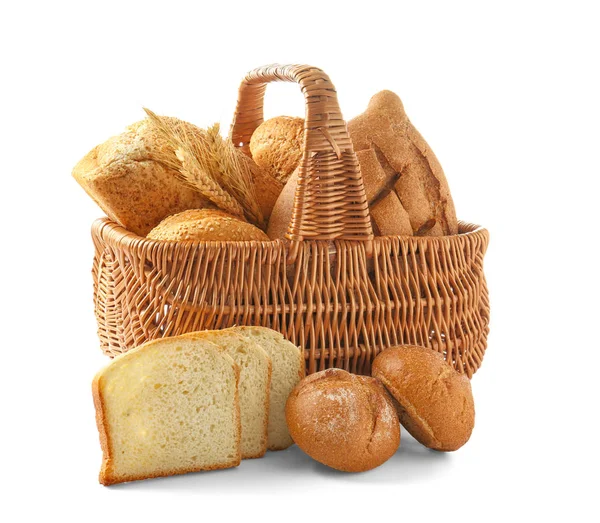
<box><xmin>203</xmin><ymin>123</ymin><xmax>264</xmax><ymax>227</ymax></box>
<box><xmin>143</xmin><ymin>108</ymin><xmax>244</xmax><ymax>218</ymax></box>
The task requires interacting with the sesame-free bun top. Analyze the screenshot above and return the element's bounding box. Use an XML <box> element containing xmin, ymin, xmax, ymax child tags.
<box><xmin>372</xmin><ymin>345</ymin><xmax>475</xmax><ymax>451</ymax></box>
<box><xmin>146</xmin><ymin>209</ymin><xmax>269</xmax><ymax>242</ymax></box>
<box><xmin>72</xmin><ymin>118</ymin><xmax>210</xmax><ymax>236</ymax></box>
<box><xmin>285</xmin><ymin>368</ymin><xmax>400</xmax><ymax>472</ymax></box>
<box><xmin>249</xmin><ymin>116</ymin><xmax>304</xmax><ymax>184</ymax></box>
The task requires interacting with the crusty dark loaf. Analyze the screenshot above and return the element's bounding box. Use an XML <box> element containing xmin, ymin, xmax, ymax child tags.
<box><xmin>348</xmin><ymin>90</ymin><xmax>458</xmax><ymax>236</ymax></box>
<box><xmin>372</xmin><ymin>345</ymin><xmax>474</xmax><ymax>451</ymax></box>
<box><xmin>285</xmin><ymin>368</ymin><xmax>400</xmax><ymax>472</ymax></box>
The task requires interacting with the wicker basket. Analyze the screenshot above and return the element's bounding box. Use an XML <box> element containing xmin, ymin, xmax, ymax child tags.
<box><xmin>91</xmin><ymin>64</ymin><xmax>490</xmax><ymax>377</ymax></box>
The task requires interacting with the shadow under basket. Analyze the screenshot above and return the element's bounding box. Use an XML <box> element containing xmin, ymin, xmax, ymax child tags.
<box><xmin>90</xmin><ymin>64</ymin><xmax>490</xmax><ymax>377</ymax></box>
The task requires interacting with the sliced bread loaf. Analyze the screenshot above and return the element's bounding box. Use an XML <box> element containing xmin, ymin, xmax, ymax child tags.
<box><xmin>184</xmin><ymin>330</ymin><xmax>272</xmax><ymax>459</ymax></box>
<box><xmin>92</xmin><ymin>335</ymin><xmax>241</xmax><ymax>485</ymax></box>
<box><xmin>233</xmin><ymin>326</ymin><xmax>304</xmax><ymax>450</ymax></box>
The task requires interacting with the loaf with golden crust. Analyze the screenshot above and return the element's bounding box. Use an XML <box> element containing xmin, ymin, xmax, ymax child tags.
<box><xmin>73</xmin><ymin>118</ymin><xmax>210</xmax><ymax>236</ymax></box>
<box><xmin>147</xmin><ymin>209</ymin><xmax>269</xmax><ymax>242</ymax></box>
<box><xmin>348</xmin><ymin>90</ymin><xmax>458</xmax><ymax>236</ymax></box>
<box><xmin>372</xmin><ymin>345</ymin><xmax>474</xmax><ymax>451</ymax></box>
<box><xmin>250</xmin><ymin>116</ymin><xmax>304</xmax><ymax>184</ymax></box>
<box><xmin>285</xmin><ymin>368</ymin><xmax>400</xmax><ymax>472</ymax></box>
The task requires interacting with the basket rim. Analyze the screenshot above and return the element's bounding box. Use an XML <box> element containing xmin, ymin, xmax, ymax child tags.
<box><xmin>92</xmin><ymin>217</ymin><xmax>488</xmax><ymax>251</ymax></box>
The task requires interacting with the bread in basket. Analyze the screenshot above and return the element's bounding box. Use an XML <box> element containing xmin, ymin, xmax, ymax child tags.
<box><xmin>91</xmin><ymin>64</ymin><xmax>489</xmax><ymax>377</ymax></box>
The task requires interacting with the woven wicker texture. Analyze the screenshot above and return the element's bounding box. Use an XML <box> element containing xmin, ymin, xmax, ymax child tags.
<box><xmin>91</xmin><ymin>64</ymin><xmax>490</xmax><ymax>377</ymax></box>
<box><xmin>231</xmin><ymin>64</ymin><xmax>373</xmax><ymax>242</ymax></box>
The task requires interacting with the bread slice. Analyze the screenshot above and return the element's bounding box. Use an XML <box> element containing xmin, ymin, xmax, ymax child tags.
<box><xmin>184</xmin><ymin>330</ymin><xmax>272</xmax><ymax>459</ymax></box>
<box><xmin>92</xmin><ymin>335</ymin><xmax>241</xmax><ymax>485</ymax></box>
<box><xmin>233</xmin><ymin>326</ymin><xmax>304</xmax><ymax>450</ymax></box>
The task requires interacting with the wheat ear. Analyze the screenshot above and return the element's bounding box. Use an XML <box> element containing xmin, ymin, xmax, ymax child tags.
<box><xmin>143</xmin><ymin>108</ymin><xmax>244</xmax><ymax>218</ymax></box>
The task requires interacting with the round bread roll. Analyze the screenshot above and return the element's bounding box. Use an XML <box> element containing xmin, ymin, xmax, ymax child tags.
<box><xmin>372</xmin><ymin>345</ymin><xmax>475</xmax><ymax>451</ymax></box>
<box><xmin>147</xmin><ymin>209</ymin><xmax>269</xmax><ymax>242</ymax></box>
<box><xmin>249</xmin><ymin>116</ymin><xmax>304</xmax><ymax>184</ymax></box>
<box><xmin>285</xmin><ymin>368</ymin><xmax>400</xmax><ymax>472</ymax></box>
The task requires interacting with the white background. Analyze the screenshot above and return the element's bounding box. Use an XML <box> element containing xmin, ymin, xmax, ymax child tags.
<box><xmin>1</xmin><ymin>1</ymin><xmax>598</xmax><ymax>521</ymax></box>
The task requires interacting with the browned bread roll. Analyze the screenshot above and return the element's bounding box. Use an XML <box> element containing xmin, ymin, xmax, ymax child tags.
<box><xmin>250</xmin><ymin>116</ymin><xmax>304</xmax><ymax>184</ymax></box>
<box><xmin>372</xmin><ymin>345</ymin><xmax>475</xmax><ymax>451</ymax></box>
<box><xmin>147</xmin><ymin>209</ymin><xmax>269</xmax><ymax>242</ymax></box>
<box><xmin>348</xmin><ymin>90</ymin><xmax>458</xmax><ymax>236</ymax></box>
<box><xmin>266</xmin><ymin>167</ymin><xmax>299</xmax><ymax>240</ymax></box>
<box><xmin>285</xmin><ymin>368</ymin><xmax>400</xmax><ymax>472</ymax></box>
<box><xmin>72</xmin><ymin>118</ymin><xmax>211</xmax><ymax>236</ymax></box>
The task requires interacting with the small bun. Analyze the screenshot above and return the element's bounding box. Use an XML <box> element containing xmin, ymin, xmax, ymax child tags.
<box><xmin>147</xmin><ymin>209</ymin><xmax>269</xmax><ymax>242</ymax></box>
<box><xmin>372</xmin><ymin>345</ymin><xmax>475</xmax><ymax>451</ymax></box>
<box><xmin>250</xmin><ymin>117</ymin><xmax>303</xmax><ymax>184</ymax></box>
<box><xmin>285</xmin><ymin>368</ymin><xmax>400</xmax><ymax>472</ymax></box>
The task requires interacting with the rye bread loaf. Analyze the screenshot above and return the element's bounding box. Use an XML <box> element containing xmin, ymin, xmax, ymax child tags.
<box><xmin>146</xmin><ymin>209</ymin><xmax>269</xmax><ymax>242</ymax></box>
<box><xmin>73</xmin><ymin>118</ymin><xmax>210</xmax><ymax>236</ymax></box>
<box><xmin>372</xmin><ymin>345</ymin><xmax>475</xmax><ymax>451</ymax></box>
<box><xmin>285</xmin><ymin>369</ymin><xmax>400</xmax><ymax>472</ymax></box>
<box><xmin>250</xmin><ymin>116</ymin><xmax>304</xmax><ymax>184</ymax></box>
<box><xmin>92</xmin><ymin>334</ymin><xmax>241</xmax><ymax>485</ymax></box>
<box><xmin>348</xmin><ymin>90</ymin><xmax>458</xmax><ymax>236</ymax></box>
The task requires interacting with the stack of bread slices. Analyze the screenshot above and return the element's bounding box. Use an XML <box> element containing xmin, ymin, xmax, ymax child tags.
<box><xmin>93</xmin><ymin>326</ymin><xmax>304</xmax><ymax>485</ymax></box>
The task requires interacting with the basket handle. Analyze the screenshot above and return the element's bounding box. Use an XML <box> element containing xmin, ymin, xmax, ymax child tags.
<box><xmin>230</xmin><ymin>64</ymin><xmax>373</xmax><ymax>242</ymax></box>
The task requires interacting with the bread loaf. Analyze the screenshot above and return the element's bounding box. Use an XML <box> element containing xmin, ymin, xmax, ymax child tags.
<box><xmin>266</xmin><ymin>143</ymin><xmax>416</xmax><ymax>240</ymax></box>
<box><xmin>184</xmin><ymin>329</ymin><xmax>271</xmax><ymax>459</ymax></box>
<box><xmin>147</xmin><ymin>209</ymin><xmax>269</xmax><ymax>242</ymax></box>
<box><xmin>285</xmin><ymin>369</ymin><xmax>400</xmax><ymax>472</ymax></box>
<box><xmin>73</xmin><ymin>118</ymin><xmax>210</xmax><ymax>236</ymax></box>
<box><xmin>249</xmin><ymin>160</ymin><xmax>284</xmax><ymax>222</ymax></box>
<box><xmin>250</xmin><ymin>117</ymin><xmax>304</xmax><ymax>184</ymax></box>
<box><xmin>372</xmin><ymin>345</ymin><xmax>475</xmax><ymax>451</ymax></box>
<box><xmin>234</xmin><ymin>326</ymin><xmax>304</xmax><ymax>450</ymax></box>
<box><xmin>92</xmin><ymin>334</ymin><xmax>241</xmax><ymax>485</ymax></box>
<box><xmin>348</xmin><ymin>90</ymin><xmax>458</xmax><ymax>236</ymax></box>
<box><xmin>356</xmin><ymin>148</ymin><xmax>413</xmax><ymax>236</ymax></box>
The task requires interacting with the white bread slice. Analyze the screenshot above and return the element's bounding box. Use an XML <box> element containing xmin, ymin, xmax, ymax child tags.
<box><xmin>184</xmin><ymin>330</ymin><xmax>272</xmax><ymax>459</ymax></box>
<box><xmin>233</xmin><ymin>326</ymin><xmax>304</xmax><ymax>450</ymax></box>
<box><xmin>92</xmin><ymin>335</ymin><xmax>241</xmax><ymax>485</ymax></box>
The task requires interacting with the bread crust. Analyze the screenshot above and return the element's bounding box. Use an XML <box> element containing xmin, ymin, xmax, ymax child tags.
<box><xmin>147</xmin><ymin>209</ymin><xmax>270</xmax><ymax>242</ymax></box>
<box><xmin>73</xmin><ymin>118</ymin><xmax>210</xmax><ymax>236</ymax></box>
<box><xmin>250</xmin><ymin>116</ymin><xmax>304</xmax><ymax>184</ymax></box>
<box><xmin>285</xmin><ymin>368</ymin><xmax>400</xmax><ymax>472</ymax></box>
<box><xmin>372</xmin><ymin>345</ymin><xmax>474</xmax><ymax>452</ymax></box>
<box><xmin>348</xmin><ymin>90</ymin><xmax>458</xmax><ymax>236</ymax></box>
<box><xmin>92</xmin><ymin>336</ymin><xmax>242</xmax><ymax>486</ymax></box>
